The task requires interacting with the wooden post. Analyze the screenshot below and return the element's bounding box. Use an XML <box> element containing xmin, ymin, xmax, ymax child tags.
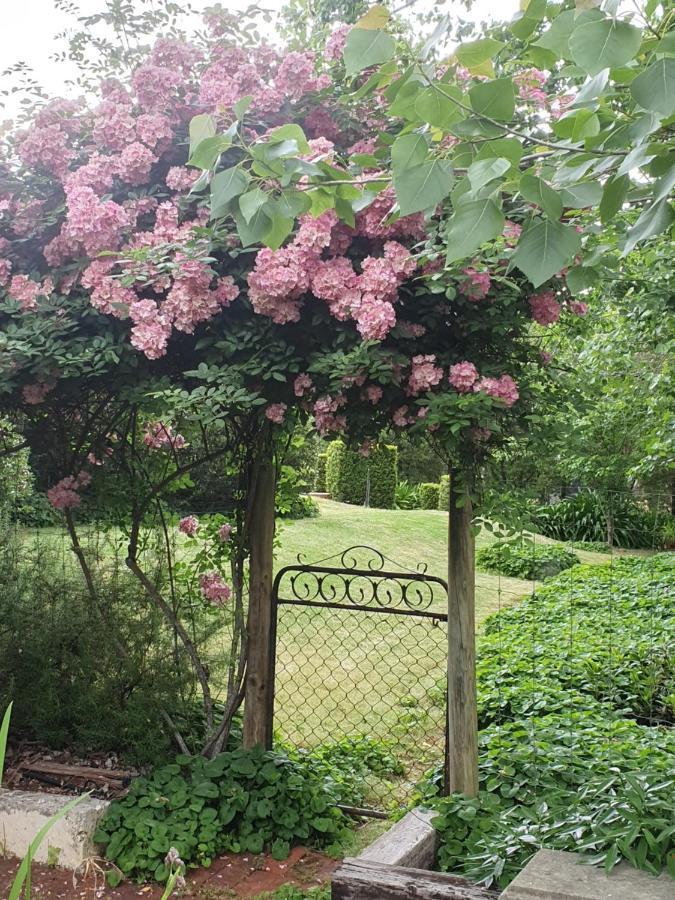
<box><xmin>446</xmin><ymin>470</ymin><xmax>479</xmax><ymax>796</ymax></box>
<box><xmin>243</xmin><ymin>444</ymin><xmax>276</xmax><ymax>749</ymax></box>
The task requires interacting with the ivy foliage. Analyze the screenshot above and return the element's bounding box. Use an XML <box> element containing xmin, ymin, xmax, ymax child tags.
<box><xmin>426</xmin><ymin>554</ymin><xmax>675</xmax><ymax>889</ymax></box>
<box><xmin>475</xmin><ymin>540</ymin><xmax>578</xmax><ymax>580</ymax></box>
<box><xmin>94</xmin><ymin>746</ymin><xmax>351</xmax><ymax>885</ymax></box>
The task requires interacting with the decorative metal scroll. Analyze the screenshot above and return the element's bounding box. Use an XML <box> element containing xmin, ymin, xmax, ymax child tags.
<box><xmin>272</xmin><ymin>544</ymin><xmax>448</xmax><ymax>619</ymax></box>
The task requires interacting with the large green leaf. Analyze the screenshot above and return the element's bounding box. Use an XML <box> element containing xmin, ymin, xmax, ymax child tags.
<box><xmin>475</xmin><ymin>138</ymin><xmax>524</xmax><ymax>169</ymax></box>
<box><xmin>467</xmin><ymin>157</ymin><xmax>510</xmax><ymax>191</ymax></box>
<box><xmin>343</xmin><ymin>28</ymin><xmax>396</xmax><ymax>76</ymax></box>
<box><xmin>391</xmin><ymin>134</ymin><xmax>428</xmax><ymax>175</ymax></box>
<box><xmin>188</xmin><ymin>135</ymin><xmax>232</xmax><ymax>170</ymax></box>
<box><xmin>233</xmin><ymin>206</ymin><xmax>271</xmax><ymax>246</ymax></box>
<box><xmin>560</xmin><ymin>181</ymin><xmax>603</xmax><ymax>208</ymax></box>
<box><xmin>0</xmin><ymin>703</ymin><xmax>11</xmax><ymax>781</ymax></box>
<box><xmin>552</xmin><ymin>108</ymin><xmax>600</xmax><ymax>142</ymax></box>
<box><xmin>520</xmin><ymin>174</ymin><xmax>563</xmax><ymax>220</ymax></box>
<box><xmin>533</xmin><ymin>10</ymin><xmax>576</xmax><ymax>58</ymax></box>
<box><xmin>210</xmin><ymin>167</ymin><xmax>250</xmax><ymax>218</ymax></box>
<box><xmin>622</xmin><ymin>199</ymin><xmax>675</xmax><ymax>255</ymax></box>
<box><xmin>267</xmin><ymin>124</ymin><xmax>310</xmax><ymax>154</ymax></box>
<box><xmin>569</xmin><ymin>15</ymin><xmax>642</xmax><ymax>75</ymax></box>
<box><xmin>189</xmin><ymin>114</ymin><xmax>216</xmax><ymax>157</ymax></box>
<box><xmin>599</xmin><ymin>174</ymin><xmax>629</xmax><ymax>223</ymax></box>
<box><xmin>413</xmin><ymin>84</ymin><xmax>464</xmax><ymax>129</ymax></box>
<box><xmin>394</xmin><ymin>160</ymin><xmax>453</xmax><ymax>216</ymax></box>
<box><xmin>510</xmin><ymin>0</ymin><xmax>547</xmax><ymax>41</ymax></box>
<box><xmin>630</xmin><ymin>58</ymin><xmax>675</xmax><ymax>119</ymax></box>
<box><xmin>239</xmin><ymin>188</ymin><xmax>269</xmax><ymax>224</ymax></box>
<box><xmin>445</xmin><ymin>199</ymin><xmax>504</xmax><ymax>263</ymax></box>
<box><xmin>456</xmin><ymin>38</ymin><xmax>505</xmax><ymax>68</ymax></box>
<box><xmin>469</xmin><ymin>78</ymin><xmax>515</xmax><ymax>122</ymax></box>
<box><xmin>512</xmin><ymin>218</ymin><xmax>581</xmax><ymax>287</ymax></box>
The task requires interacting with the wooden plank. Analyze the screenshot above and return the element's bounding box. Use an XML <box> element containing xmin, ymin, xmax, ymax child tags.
<box><xmin>243</xmin><ymin>443</ymin><xmax>277</xmax><ymax>749</ymax></box>
<box><xmin>446</xmin><ymin>472</ymin><xmax>479</xmax><ymax>795</ymax></box>
<box><xmin>332</xmin><ymin>858</ymin><xmax>497</xmax><ymax>899</ymax></box>
<box><xmin>357</xmin><ymin>808</ymin><xmax>439</xmax><ymax>869</ymax></box>
<box><xmin>17</xmin><ymin>761</ymin><xmax>132</xmax><ymax>787</ymax></box>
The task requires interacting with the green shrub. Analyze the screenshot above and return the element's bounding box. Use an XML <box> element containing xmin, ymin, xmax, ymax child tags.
<box><xmin>535</xmin><ymin>491</ymin><xmax>671</xmax><ymax>549</ymax></box>
<box><xmin>325</xmin><ymin>440</ymin><xmax>397</xmax><ymax>509</ymax></box>
<box><xmin>438</xmin><ymin>474</ymin><xmax>449</xmax><ymax>511</ymax></box>
<box><xmin>276</xmin><ymin>465</ymin><xmax>319</xmax><ymax>519</ymax></box>
<box><xmin>315</xmin><ymin>452</ymin><xmax>328</xmax><ymax>492</ymax></box>
<box><xmin>395</xmin><ymin>480</ymin><xmax>419</xmax><ymax>510</ymax></box>
<box><xmin>568</xmin><ymin>539</ymin><xmax>611</xmax><ymax>552</ymax></box>
<box><xmin>418</xmin><ymin>483</ymin><xmax>440</xmax><ymax>510</ymax></box>
<box><xmin>476</xmin><ymin>540</ymin><xmax>579</xmax><ymax>580</ymax></box>
<box><xmin>301</xmin><ymin>736</ymin><xmax>404</xmax><ymax>807</ymax></box>
<box><xmin>95</xmin><ymin>747</ymin><xmax>350</xmax><ymax>884</ymax></box>
<box><xmin>425</xmin><ymin>555</ymin><xmax>675</xmax><ymax>889</ymax></box>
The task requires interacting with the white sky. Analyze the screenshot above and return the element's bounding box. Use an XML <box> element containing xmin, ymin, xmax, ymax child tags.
<box><xmin>0</xmin><ymin>0</ymin><xmax>521</xmax><ymax>120</ymax></box>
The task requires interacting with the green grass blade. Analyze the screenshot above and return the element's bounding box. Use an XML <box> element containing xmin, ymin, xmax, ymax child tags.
<box><xmin>8</xmin><ymin>793</ymin><xmax>88</xmax><ymax>900</ymax></box>
<box><xmin>0</xmin><ymin>702</ymin><xmax>12</xmax><ymax>781</ymax></box>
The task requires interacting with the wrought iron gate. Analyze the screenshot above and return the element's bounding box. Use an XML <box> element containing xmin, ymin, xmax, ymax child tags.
<box><xmin>271</xmin><ymin>545</ymin><xmax>448</xmax><ymax>813</ymax></box>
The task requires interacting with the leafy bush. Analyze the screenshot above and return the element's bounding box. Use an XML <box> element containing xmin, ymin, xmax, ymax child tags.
<box><xmin>325</xmin><ymin>440</ymin><xmax>397</xmax><ymax>509</ymax></box>
<box><xmin>438</xmin><ymin>474</ymin><xmax>449</xmax><ymax>511</ymax></box>
<box><xmin>418</xmin><ymin>482</ymin><xmax>440</xmax><ymax>510</ymax></box>
<box><xmin>425</xmin><ymin>555</ymin><xmax>675</xmax><ymax>889</ymax></box>
<box><xmin>395</xmin><ymin>480</ymin><xmax>419</xmax><ymax>510</ymax></box>
<box><xmin>0</xmin><ymin>528</ymin><xmax>219</xmax><ymax>766</ymax></box>
<box><xmin>95</xmin><ymin>746</ymin><xmax>350</xmax><ymax>884</ymax></box>
<box><xmin>568</xmin><ymin>539</ymin><xmax>611</xmax><ymax>552</ymax></box>
<box><xmin>476</xmin><ymin>540</ymin><xmax>579</xmax><ymax>580</ymax></box>
<box><xmin>276</xmin><ymin>465</ymin><xmax>319</xmax><ymax>519</ymax></box>
<box><xmin>535</xmin><ymin>491</ymin><xmax>670</xmax><ymax>549</ymax></box>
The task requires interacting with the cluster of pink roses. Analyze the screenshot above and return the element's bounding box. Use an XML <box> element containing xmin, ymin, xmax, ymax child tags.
<box><xmin>143</xmin><ymin>421</ymin><xmax>186</xmax><ymax>450</ymax></box>
<box><xmin>449</xmin><ymin>362</ymin><xmax>519</xmax><ymax>408</ymax></box>
<box><xmin>47</xmin><ymin>470</ymin><xmax>91</xmax><ymax>510</ymax></box>
<box><xmin>529</xmin><ymin>290</ymin><xmax>588</xmax><ymax>326</ymax></box>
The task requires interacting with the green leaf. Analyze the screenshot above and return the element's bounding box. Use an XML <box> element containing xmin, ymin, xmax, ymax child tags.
<box><xmin>475</xmin><ymin>138</ymin><xmax>524</xmax><ymax>169</ymax></box>
<box><xmin>343</xmin><ymin>28</ymin><xmax>396</xmax><ymax>76</ymax></box>
<box><xmin>566</xmin><ymin>265</ymin><xmax>599</xmax><ymax>292</ymax></box>
<box><xmin>413</xmin><ymin>84</ymin><xmax>464</xmax><ymax>129</ymax></box>
<box><xmin>445</xmin><ymin>199</ymin><xmax>504</xmax><ymax>263</ymax></box>
<box><xmin>0</xmin><ymin>702</ymin><xmax>11</xmax><ymax>781</ymax></box>
<box><xmin>264</xmin><ymin>213</ymin><xmax>295</xmax><ymax>250</ymax></box>
<box><xmin>233</xmin><ymin>95</ymin><xmax>253</xmax><ymax>120</ymax></box>
<box><xmin>533</xmin><ymin>10</ymin><xmax>576</xmax><ymax>58</ymax></box>
<box><xmin>271</xmin><ymin>839</ymin><xmax>291</xmax><ymax>861</ymax></box>
<box><xmin>391</xmin><ymin>133</ymin><xmax>428</xmax><ymax>175</ymax></box>
<box><xmin>510</xmin><ymin>0</ymin><xmax>547</xmax><ymax>40</ymax></box>
<box><xmin>599</xmin><ymin>174</ymin><xmax>629</xmax><ymax>223</ymax></box>
<box><xmin>630</xmin><ymin>58</ymin><xmax>675</xmax><ymax>119</ymax></box>
<box><xmin>467</xmin><ymin>157</ymin><xmax>510</xmax><ymax>191</ymax></box>
<box><xmin>560</xmin><ymin>181</ymin><xmax>603</xmax><ymax>208</ymax></box>
<box><xmin>211</xmin><ymin>167</ymin><xmax>250</xmax><ymax>218</ymax></box>
<box><xmin>456</xmin><ymin>38</ymin><xmax>505</xmax><ymax>68</ymax></box>
<box><xmin>234</xmin><ymin>207</ymin><xmax>272</xmax><ymax>246</ymax></box>
<box><xmin>653</xmin><ymin>164</ymin><xmax>675</xmax><ymax>204</ymax></box>
<box><xmin>267</xmin><ymin>124</ymin><xmax>310</xmax><ymax>154</ymax></box>
<box><xmin>239</xmin><ymin>188</ymin><xmax>268</xmax><ymax>224</ymax></box>
<box><xmin>520</xmin><ymin>174</ymin><xmax>563</xmax><ymax>220</ymax></box>
<box><xmin>571</xmin><ymin>69</ymin><xmax>610</xmax><ymax>107</ymax></box>
<box><xmin>569</xmin><ymin>15</ymin><xmax>642</xmax><ymax>75</ymax></box>
<box><xmin>469</xmin><ymin>78</ymin><xmax>515</xmax><ymax>122</ymax></box>
<box><xmin>188</xmin><ymin>136</ymin><xmax>231</xmax><ymax>170</ymax></box>
<box><xmin>512</xmin><ymin>218</ymin><xmax>581</xmax><ymax>287</ymax></box>
<box><xmin>552</xmin><ymin>108</ymin><xmax>601</xmax><ymax>142</ymax></box>
<box><xmin>189</xmin><ymin>114</ymin><xmax>216</xmax><ymax>157</ymax></box>
<box><xmin>623</xmin><ymin>199</ymin><xmax>674</xmax><ymax>255</ymax></box>
<box><xmin>273</xmin><ymin>190</ymin><xmax>312</xmax><ymax>219</ymax></box>
<box><xmin>394</xmin><ymin>159</ymin><xmax>453</xmax><ymax>216</ymax></box>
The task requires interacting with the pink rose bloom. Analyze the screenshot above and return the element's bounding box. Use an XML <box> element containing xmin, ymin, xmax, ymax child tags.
<box><xmin>393</xmin><ymin>406</ymin><xmax>411</xmax><ymax>427</ymax></box>
<box><xmin>449</xmin><ymin>361</ymin><xmax>480</xmax><ymax>393</ymax></box>
<box><xmin>407</xmin><ymin>354</ymin><xmax>443</xmax><ymax>396</ymax></box>
<box><xmin>365</xmin><ymin>384</ymin><xmax>383</xmax><ymax>405</ymax></box>
<box><xmin>22</xmin><ymin>381</ymin><xmax>53</xmax><ymax>405</ymax></box>
<box><xmin>200</xmin><ymin>571</ymin><xmax>231</xmax><ymax>606</ymax></box>
<box><xmin>477</xmin><ymin>374</ymin><xmax>519</xmax><ymax>408</ymax></box>
<box><xmin>218</xmin><ymin>523</ymin><xmax>232</xmax><ymax>543</ymax></box>
<box><xmin>265</xmin><ymin>403</ymin><xmax>287</xmax><ymax>424</ymax></box>
<box><xmin>294</xmin><ymin>373</ymin><xmax>313</xmax><ymax>397</ymax></box>
<box><xmin>459</xmin><ymin>268</ymin><xmax>491</xmax><ymax>301</ymax></box>
<box><xmin>529</xmin><ymin>290</ymin><xmax>561</xmax><ymax>326</ymax></box>
<box><xmin>569</xmin><ymin>300</ymin><xmax>588</xmax><ymax>316</ymax></box>
<box><xmin>503</xmin><ymin>220</ymin><xmax>522</xmax><ymax>246</ymax></box>
<box><xmin>178</xmin><ymin>515</ymin><xmax>199</xmax><ymax>536</ymax></box>
<box><xmin>358</xmin><ymin>440</ymin><xmax>374</xmax><ymax>458</ymax></box>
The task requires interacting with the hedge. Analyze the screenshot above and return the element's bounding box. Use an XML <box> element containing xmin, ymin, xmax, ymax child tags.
<box><xmin>325</xmin><ymin>440</ymin><xmax>397</xmax><ymax>509</ymax></box>
<box><xmin>314</xmin><ymin>452</ymin><xmax>327</xmax><ymax>492</ymax></box>
<box><xmin>438</xmin><ymin>474</ymin><xmax>449</xmax><ymax>511</ymax></box>
<box><xmin>418</xmin><ymin>483</ymin><xmax>440</xmax><ymax>510</ymax></box>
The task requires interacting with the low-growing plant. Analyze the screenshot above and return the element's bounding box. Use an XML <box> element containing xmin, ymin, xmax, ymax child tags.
<box><xmin>476</xmin><ymin>540</ymin><xmax>579</xmax><ymax>581</ymax></box>
<box><xmin>95</xmin><ymin>746</ymin><xmax>351</xmax><ymax>885</ymax></box>
<box><xmin>567</xmin><ymin>539</ymin><xmax>611</xmax><ymax>552</ymax></box>
<box><xmin>418</xmin><ymin>483</ymin><xmax>440</xmax><ymax>510</ymax></box>
<box><xmin>423</xmin><ymin>554</ymin><xmax>675</xmax><ymax>889</ymax></box>
<box><xmin>394</xmin><ymin>481</ymin><xmax>419</xmax><ymax>510</ymax></box>
<box><xmin>301</xmin><ymin>736</ymin><xmax>404</xmax><ymax>808</ymax></box>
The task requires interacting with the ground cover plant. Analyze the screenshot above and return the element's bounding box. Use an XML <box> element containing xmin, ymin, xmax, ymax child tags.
<box><xmin>475</xmin><ymin>540</ymin><xmax>578</xmax><ymax>581</ymax></box>
<box><xmin>426</xmin><ymin>554</ymin><xmax>675</xmax><ymax>889</ymax></box>
<box><xmin>94</xmin><ymin>746</ymin><xmax>351</xmax><ymax>885</ymax></box>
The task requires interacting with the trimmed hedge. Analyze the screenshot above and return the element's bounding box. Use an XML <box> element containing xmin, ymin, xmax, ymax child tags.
<box><xmin>476</xmin><ymin>541</ymin><xmax>579</xmax><ymax>580</ymax></box>
<box><xmin>418</xmin><ymin>483</ymin><xmax>440</xmax><ymax>510</ymax></box>
<box><xmin>314</xmin><ymin>452</ymin><xmax>327</xmax><ymax>492</ymax></box>
<box><xmin>438</xmin><ymin>474</ymin><xmax>449</xmax><ymax>511</ymax></box>
<box><xmin>325</xmin><ymin>440</ymin><xmax>397</xmax><ymax>509</ymax></box>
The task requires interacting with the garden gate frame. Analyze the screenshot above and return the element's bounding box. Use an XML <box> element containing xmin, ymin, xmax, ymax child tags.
<box><xmin>269</xmin><ymin>544</ymin><xmax>450</xmax><ymax>814</ymax></box>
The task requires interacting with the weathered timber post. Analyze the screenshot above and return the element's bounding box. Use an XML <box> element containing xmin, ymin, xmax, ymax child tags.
<box><xmin>446</xmin><ymin>469</ymin><xmax>479</xmax><ymax>795</ymax></box>
<box><xmin>243</xmin><ymin>441</ymin><xmax>276</xmax><ymax>749</ymax></box>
